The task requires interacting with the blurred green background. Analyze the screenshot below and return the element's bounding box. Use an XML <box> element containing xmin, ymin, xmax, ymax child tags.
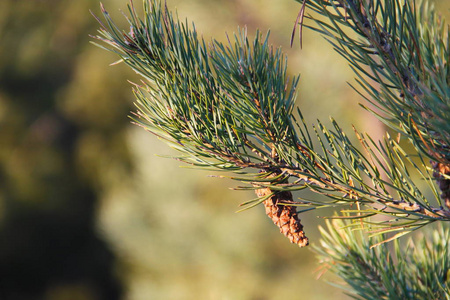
<box><xmin>0</xmin><ymin>0</ymin><xmax>449</xmax><ymax>299</ymax></box>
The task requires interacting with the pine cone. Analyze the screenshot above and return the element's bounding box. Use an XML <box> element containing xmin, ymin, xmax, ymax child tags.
<box><xmin>431</xmin><ymin>160</ymin><xmax>450</xmax><ymax>210</ymax></box>
<box><xmin>255</xmin><ymin>186</ymin><xmax>309</xmax><ymax>247</ymax></box>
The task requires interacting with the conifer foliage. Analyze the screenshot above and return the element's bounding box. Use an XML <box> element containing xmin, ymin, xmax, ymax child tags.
<box><xmin>92</xmin><ymin>0</ymin><xmax>450</xmax><ymax>296</ymax></box>
<box><xmin>92</xmin><ymin>0</ymin><xmax>449</xmax><ymax>243</ymax></box>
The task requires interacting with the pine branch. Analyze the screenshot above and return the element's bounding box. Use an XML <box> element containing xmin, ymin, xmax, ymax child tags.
<box><xmin>294</xmin><ymin>0</ymin><xmax>450</xmax><ymax>209</ymax></box>
<box><xmin>316</xmin><ymin>218</ymin><xmax>450</xmax><ymax>299</ymax></box>
<box><xmin>92</xmin><ymin>0</ymin><xmax>312</xmax><ymax>246</ymax></box>
<box><xmin>92</xmin><ymin>0</ymin><xmax>450</xmax><ymax>246</ymax></box>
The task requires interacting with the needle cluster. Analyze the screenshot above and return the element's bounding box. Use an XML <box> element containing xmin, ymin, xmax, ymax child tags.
<box><xmin>91</xmin><ymin>0</ymin><xmax>450</xmax><ymax>247</ymax></box>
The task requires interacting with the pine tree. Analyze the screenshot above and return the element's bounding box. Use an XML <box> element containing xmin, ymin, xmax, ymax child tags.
<box><xmin>91</xmin><ymin>0</ymin><xmax>450</xmax><ymax>297</ymax></box>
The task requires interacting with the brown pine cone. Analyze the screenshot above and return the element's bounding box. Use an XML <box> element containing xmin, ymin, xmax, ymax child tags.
<box><xmin>255</xmin><ymin>186</ymin><xmax>309</xmax><ymax>247</ymax></box>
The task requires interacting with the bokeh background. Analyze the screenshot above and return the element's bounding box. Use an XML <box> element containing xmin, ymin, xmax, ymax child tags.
<box><xmin>1</xmin><ymin>0</ymin><xmax>449</xmax><ymax>299</ymax></box>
